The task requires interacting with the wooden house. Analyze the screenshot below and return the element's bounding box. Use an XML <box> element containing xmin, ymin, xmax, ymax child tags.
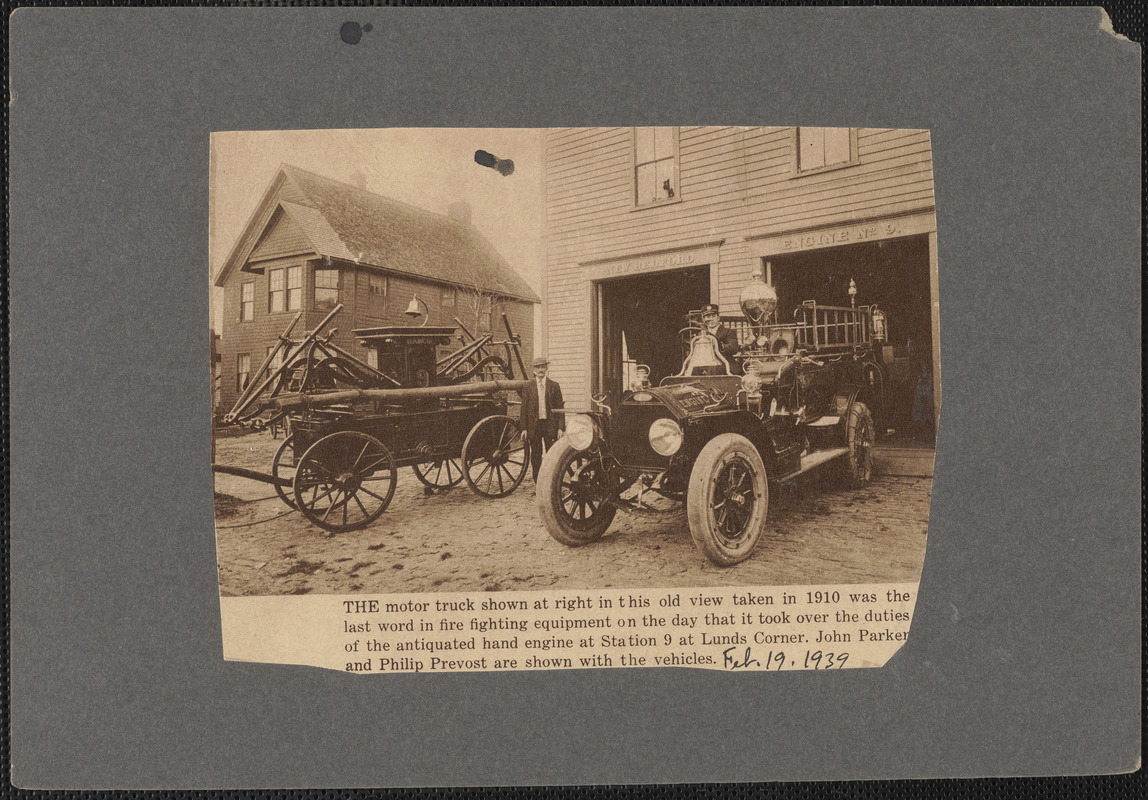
<box><xmin>214</xmin><ymin>165</ymin><xmax>538</xmax><ymax>412</ymax></box>
<box><xmin>542</xmin><ymin>127</ymin><xmax>939</xmax><ymax>440</ymax></box>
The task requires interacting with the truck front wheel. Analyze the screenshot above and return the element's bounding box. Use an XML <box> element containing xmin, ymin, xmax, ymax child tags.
<box><xmin>538</xmin><ymin>439</ymin><xmax>618</xmax><ymax>547</ymax></box>
<box><xmin>687</xmin><ymin>433</ymin><xmax>769</xmax><ymax>566</ymax></box>
<box><xmin>842</xmin><ymin>401</ymin><xmax>875</xmax><ymax>488</ymax></box>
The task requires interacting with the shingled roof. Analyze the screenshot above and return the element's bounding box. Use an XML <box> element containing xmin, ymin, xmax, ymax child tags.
<box><xmin>216</xmin><ymin>164</ymin><xmax>539</xmax><ymax>303</ymax></box>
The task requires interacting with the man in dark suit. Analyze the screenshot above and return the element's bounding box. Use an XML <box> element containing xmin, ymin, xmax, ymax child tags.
<box><xmin>701</xmin><ymin>303</ymin><xmax>741</xmax><ymax>362</ymax></box>
<box><xmin>520</xmin><ymin>356</ymin><xmax>565</xmax><ymax>482</ymax></box>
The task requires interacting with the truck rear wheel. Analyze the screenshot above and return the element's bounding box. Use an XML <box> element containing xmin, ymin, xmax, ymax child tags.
<box><xmin>687</xmin><ymin>433</ymin><xmax>769</xmax><ymax>566</ymax></box>
<box><xmin>538</xmin><ymin>439</ymin><xmax>617</xmax><ymax>547</ymax></box>
<box><xmin>843</xmin><ymin>402</ymin><xmax>875</xmax><ymax>488</ymax></box>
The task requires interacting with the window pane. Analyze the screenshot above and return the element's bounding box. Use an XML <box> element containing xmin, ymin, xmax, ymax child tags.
<box><xmin>799</xmin><ymin>127</ymin><xmax>826</xmax><ymax>171</ymax></box>
<box><xmin>287</xmin><ymin>287</ymin><xmax>302</xmax><ymax>311</ymax></box>
<box><xmin>636</xmin><ymin>162</ymin><xmax>657</xmax><ymax>204</ymax></box>
<box><xmin>269</xmin><ymin>291</ymin><xmax>284</xmax><ymax>313</ymax></box>
<box><xmin>655</xmin><ymin>158</ymin><xmax>676</xmax><ymax>200</ymax></box>
<box><xmin>824</xmin><ymin>128</ymin><xmax>851</xmax><ymax>165</ymax></box>
<box><xmin>241</xmin><ymin>283</ymin><xmax>253</xmax><ymax>302</ymax></box>
<box><xmin>269</xmin><ymin>269</ymin><xmax>284</xmax><ymax>292</ymax></box>
<box><xmin>287</xmin><ymin>266</ymin><xmax>301</xmax><ymax>289</ymax></box>
<box><xmin>653</xmin><ymin>127</ymin><xmax>674</xmax><ymax>160</ymax></box>
<box><xmin>441</xmin><ymin>288</ymin><xmax>455</xmax><ymax>307</ymax></box>
<box><xmin>314</xmin><ymin>269</ymin><xmax>339</xmax><ymax>311</ymax></box>
<box><xmin>635</xmin><ymin>127</ymin><xmax>655</xmax><ymax>164</ymax></box>
<box><xmin>237</xmin><ymin>354</ymin><xmax>251</xmax><ymax>391</ymax></box>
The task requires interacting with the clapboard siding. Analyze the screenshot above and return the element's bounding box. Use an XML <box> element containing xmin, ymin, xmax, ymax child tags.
<box><xmin>542</xmin><ymin>126</ymin><xmax>935</xmax><ymax>407</ymax></box>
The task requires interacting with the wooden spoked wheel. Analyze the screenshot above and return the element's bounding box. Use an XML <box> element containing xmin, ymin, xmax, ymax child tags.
<box><xmin>292</xmin><ymin>431</ymin><xmax>397</xmax><ymax>532</ymax></box>
<box><xmin>412</xmin><ymin>457</ymin><xmax>465</xmax><ymax>490</ymax></box>
<box><xmin>461</xmin><ymin>415</ymin><xmax>528</xmax><ymax>498</ymax></box>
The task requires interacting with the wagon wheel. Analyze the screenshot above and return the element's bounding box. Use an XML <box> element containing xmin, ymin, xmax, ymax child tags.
<box><xmin>412</xmin><ymin>457</ymin><xmax>465</xmax><ymax>490</ymax></box>
<box><xmin>271</xmin><ymin>434</ymin><xmax>299</xmax><ymax>510</ymax></box>
<box><xmin>461</xmin><ymin>415</ymin><xmax>528</xmax><ymax>498</ymax></box>
<box><xmin>293</xmin><ymin>431</ymin><xmax>397</xmax><ymax>532</ymax></box>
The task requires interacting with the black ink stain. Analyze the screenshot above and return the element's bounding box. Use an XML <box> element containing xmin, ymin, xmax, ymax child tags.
<box><xmin>341</xmin><ymin>21</ymin><xmax>372</xmax><ymax>45</ymax></box>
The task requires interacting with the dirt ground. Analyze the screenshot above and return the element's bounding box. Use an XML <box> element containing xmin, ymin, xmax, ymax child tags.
<box><xmin>213</xmin><ymin>431</ymin><xmax>931</xmax><ymax>597</ymax></box>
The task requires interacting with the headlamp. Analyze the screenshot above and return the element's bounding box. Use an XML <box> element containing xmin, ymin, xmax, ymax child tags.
<box><xmin>566</xmin><ymin>414</ymin><xmax>595</xmax><ymax>451</ymax></box>
<box><xmin>648</xmin><ymin>418</ymin><xmax>683</xmax><ymax>456</ymax></box>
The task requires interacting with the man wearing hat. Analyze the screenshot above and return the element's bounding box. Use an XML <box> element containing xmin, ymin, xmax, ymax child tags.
<box><xmin>701</xmin><ymin>303</ymin><xmax>741</xmax><ymax>362</ymax></box>
<box><xmin>520</xmin><ymin>356</ymin><xmax>565</xmax><ymax>482</ymax></box>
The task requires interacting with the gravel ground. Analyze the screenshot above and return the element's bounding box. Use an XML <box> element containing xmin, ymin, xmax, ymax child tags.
<box><xmin>213</xmin><ymin>431</ymin><xmax>931</xmax><ymax>597</ymax></box>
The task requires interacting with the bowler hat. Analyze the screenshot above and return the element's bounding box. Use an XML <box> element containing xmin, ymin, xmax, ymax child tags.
<box><xmin>531</xmin><ymin>356</ymin><xmax>550</xmax><ymax>367</ymax></box>
<box><xmin>701</xmin><ymin>303</ymin><xmax>720</xmax><ymax>315</ymax></box>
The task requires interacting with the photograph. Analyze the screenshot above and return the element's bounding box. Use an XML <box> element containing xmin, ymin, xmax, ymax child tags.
<box><xmin>211</xmin><ymin>126</ymin><xmax>937</xmax><ymax>598</ymax></box>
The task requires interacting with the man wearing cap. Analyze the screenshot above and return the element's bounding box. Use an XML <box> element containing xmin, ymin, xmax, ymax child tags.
<box><xmin>520</xmin><ymin>356</ymin><xmax>565</xmax><ymax>482</ymax></box>
<box><xmin>701</xmin><ymin>303</ymin><xmax>741</xmax><ymax>362</ymax></box>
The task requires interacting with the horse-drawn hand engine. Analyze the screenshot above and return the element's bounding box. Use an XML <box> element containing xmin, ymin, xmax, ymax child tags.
<box><xmin>213</xmin><ymin>305</ymin><xmax>531</xmax><ymax>532</ymax></box>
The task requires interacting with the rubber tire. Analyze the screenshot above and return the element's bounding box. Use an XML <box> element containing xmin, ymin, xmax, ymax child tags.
<box><xmin>687</xmin><ymin>433</ymin><xmax>769</xmax><ymax>566</ymax></box>
<box><xmin>842</xmin><ymin>401</ymin><xmax>875</xmax><ymax>488</ymax></box>
<box><xmin>538</xmin><ymin>439</ymin><xmax>617</xmax><ymax>547</ymax></box>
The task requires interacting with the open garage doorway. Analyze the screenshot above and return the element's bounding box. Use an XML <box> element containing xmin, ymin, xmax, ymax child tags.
<box><xmin>594</xmin><ymin>266</ymin><xmax>711</xmax><ymax>402</ymax></box>
<box><xmin>768</xmin><ymin>235</ymin><xmax>936</xmax><ymax>443</ymax></box>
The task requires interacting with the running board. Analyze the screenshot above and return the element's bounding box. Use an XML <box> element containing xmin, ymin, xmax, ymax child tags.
<box><xmin>785</xmin><ymin>447</ymin><xmax>849</xmax><ymax>479</ymax></box>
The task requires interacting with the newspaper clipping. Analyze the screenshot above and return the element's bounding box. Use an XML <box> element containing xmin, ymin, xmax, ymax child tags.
<box><xmin>211</xmin><ymin>127</ymin><xmax>938</xmax><ymax>673</ymax></box>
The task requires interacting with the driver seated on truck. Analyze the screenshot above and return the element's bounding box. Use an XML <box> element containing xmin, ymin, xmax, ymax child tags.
<box><xmin>700</xmin><ymin>304</ymin><xmax>742</xmax><ymax>362</ymax></box>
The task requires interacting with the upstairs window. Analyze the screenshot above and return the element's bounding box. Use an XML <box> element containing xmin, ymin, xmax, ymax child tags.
<box><xmin>269</xmin><ymin>266</ymin><xmax>303</xmax><ymax>313</ymax></box>
<box><xmin>796</xmin><ymin>127</ymin><xmax>857</xmax><ymax>173</ymax></box>
<box><xmin>268</xmin><ymin>269</ymin><xmax>285</xmax><ymax>313</ymax></box>
<box><xmin>314</xmin><ymin>268</ymin><xmax>339</xmax><ymax>312</ymax></box>
<box><xmin>240</xmin><ymin>282</ymin><xmax>254</xmax><ymax>322</ymax></box>
<box><xmin>441</xmin><ymin>286</ymin><xmax>456</xmax><ymax>309</ymax></box>
<box><xmin>286</xmin><ymin>266</ymin><xmax>302</xmax><ymax>311</ymax></box>
<box><xmin>633</xmin><ymin>127</ymin><xmax>679</xmax><ymax>206</ymax></box>
<box><xmin>368</xmin><ymin>274</ymin><xmax>387</xmax><ymax>314</ymax></box>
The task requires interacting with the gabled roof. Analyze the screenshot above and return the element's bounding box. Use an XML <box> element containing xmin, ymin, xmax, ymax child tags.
<box><xmin>215</xmin><ymin>164</ymin><xmax>539</xmax><ymax>303</ymax></box>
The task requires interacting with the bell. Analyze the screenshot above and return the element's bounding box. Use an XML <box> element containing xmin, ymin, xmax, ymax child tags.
<box><xmin>404</xmin><ymin>296</ymin><xmax>424</xmax><ymax>317</ymax></box>
<box><xmin>739</xmin><ymin>266</ymin><xmax>778</xmax><ymax>329</ymax></box>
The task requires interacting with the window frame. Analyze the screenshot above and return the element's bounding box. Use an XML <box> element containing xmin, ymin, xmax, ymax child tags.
<box><xmin>268</xmin><ymin>268</ymin><xmax>285</xmax><ymax>313</ymax></box>
<box><xmin>236</xmin><ymin>353</ymin><xmax>251</xmax><ymax>393</ymax></box>
<box><xmin>792</xmin><ymin>127</ymin><xmax>859</xmax><ymax>176</ymax></box>
<box><xmin>313</xmin><ymin>266</ymin><xmax>340</xmax><ymax>312</ymax></box>
<box><xmin>239</xmin><ymin>281</ymin><xmax>254</xmax><ymax>323</ymax></box>
<box><xmin>286</xmin><ymin>265</ymin><xmax>302</xmax><ymax>311</ymax></box>
<box><xmin>631</xmin><ymin>126</ymin><xmax>682</xmax><ymax>210</ymax></box>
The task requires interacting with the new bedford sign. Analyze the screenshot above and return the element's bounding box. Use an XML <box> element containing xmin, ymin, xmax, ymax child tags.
<box><xmin>583</xmin><ymin>243</ymin><xmax>724</xmax><ymax>282</ymax></box>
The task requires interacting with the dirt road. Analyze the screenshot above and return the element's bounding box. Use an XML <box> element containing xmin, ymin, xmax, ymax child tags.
<box><xmin>213</xmin><ymin>432</ymin><xmax>931</xmax><ymax>597</ymax></box>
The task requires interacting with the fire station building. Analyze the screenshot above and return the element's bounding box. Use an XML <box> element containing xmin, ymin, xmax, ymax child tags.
<box><xmin>214</xmin><ymin>165</ymin><xmax>538</xmax><ymax>414</ymax></box>
<box><xmin>541</xmin><ymin>127</ymin><xmax>939</xmax><ymax>443</ymax></box>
